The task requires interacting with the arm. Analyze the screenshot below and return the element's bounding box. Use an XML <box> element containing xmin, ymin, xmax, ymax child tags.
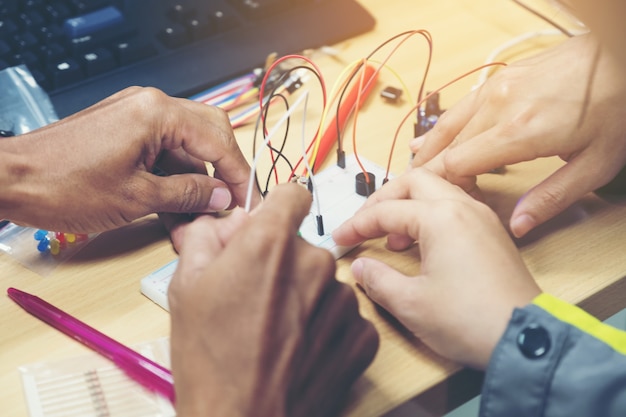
<box><xmin>412</xmin><ymin>32</ymin><xmax>626</xmax><ymax>238</ymax></box>
<box><xmin>0</xmin><ymin>87</ymin><xmax>261</xmax><ymax>246</ymax></box>
<box><xmin>481</xmin><ymin>294</ymin><xmax>626</xmax><ymax>417</ymax></box>
<box><xmin>169</xmin><ymin>184</ymin><xmax>379</xmax><ymax>417</ymax></box>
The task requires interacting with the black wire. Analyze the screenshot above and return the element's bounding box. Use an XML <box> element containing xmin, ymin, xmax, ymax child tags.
<box><xmin>252</xmin><ymin>95</ymin><xmax>293</xmax><ymax>195</ymax></box>
<box><xmin>262</xmin><ymin>94</ymin><xmax>295</xmax><ymax>194</ymax></box>
<box><xmin>255</xmin><ymin>64</ymin><xmax>325</xmax><ymax>190</ymax></box>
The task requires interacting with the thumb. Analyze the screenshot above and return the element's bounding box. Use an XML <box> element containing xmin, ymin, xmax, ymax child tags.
<box><xmin>153</xmin><ymin>174</ymin><xmax>233</xmax><ymax>213</ymax></box>
<box><xmin>510</xmin><ymin>156</ymin><xmax>602</xmax><ymax>238</ymax></box>
<box><xmin>351</xmin><ymin>258</ymin><xmax>417</xmax><ymax>320</ymax></box>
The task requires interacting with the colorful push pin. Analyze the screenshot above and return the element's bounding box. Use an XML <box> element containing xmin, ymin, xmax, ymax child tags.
<box><xmin>65</xmin><ymin>233</ymin><xmax>76</xmax><ymax>243</ymax></box>
<box><xmin>36</xmin><ymin>236</ymin><xmax>50</xmax><ymax>253</ymax></box>
<box><xmin>34</xmin><ymin>229</ymin><xmax>48</xmax><ymax>241</ymax></box>
<box><xmin>49</xmin><ymin>238</ymin><xmax>61</xmax><ymax>255</ymax></box>
<box><xmin>55</xmin><ymin>232</ymin><xmax>67</xmax><ymax>246</ymax></box>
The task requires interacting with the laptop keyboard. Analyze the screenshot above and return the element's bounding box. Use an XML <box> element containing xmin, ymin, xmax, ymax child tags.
<box><xmin>0</xmin><ymin>0</ymin><xmax>376</xmax><ymax>118</ymax></box>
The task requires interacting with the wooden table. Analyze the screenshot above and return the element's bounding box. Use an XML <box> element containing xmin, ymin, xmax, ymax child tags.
<box><xmin>2</xmin><ymin>1</ymin><xmax>625</xmax><ymax>416</ymax></box>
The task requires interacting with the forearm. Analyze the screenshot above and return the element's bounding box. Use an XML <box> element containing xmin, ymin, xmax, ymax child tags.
<box><xmin>480</xmin><ymin>294</ymin><xmax>626</xmax><ymax>417</ymax></box>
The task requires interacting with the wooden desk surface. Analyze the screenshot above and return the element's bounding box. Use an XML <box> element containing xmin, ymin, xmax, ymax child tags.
<box><xmin>2</xmin><ymin>1</ymin><xmax>626</xmax><ymax>416</ymax></box>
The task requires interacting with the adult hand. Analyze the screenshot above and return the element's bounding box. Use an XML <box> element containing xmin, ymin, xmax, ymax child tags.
<box><xmin>411</xmin><ymin>34</ymin><xmax>626</xmax><ymax>237</ymax></box>
<box><xmin>0</xmin><ymin>87</ymin><xmax>261</xmax><ymax>239</ymax></box>
<box><xmin>168</xmin><ymin>184</ymin><xmax>379</xmax><ymax>417</ymax></box>
<box><xmin>333</xmin><ymin>168</ymin><xmax>541</xmax><ymax>369</ymax></box>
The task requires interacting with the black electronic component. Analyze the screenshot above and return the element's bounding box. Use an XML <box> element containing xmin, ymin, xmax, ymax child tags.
<box><xmin>316</xmin><ymin>215</ymin><xmax>325</xmax><ymax>236</ymax></box>
<box><xmin>380</xmin><ymin>86</ymin><xmax>403</xmax><ymax>103</ymax></box>
<box><xmin>415</xmin><ymin>91</ymin><xmax>444</xmax><ymax>137</ymax></box>
<box><xmin>337</xmin><ymin>149</ymin><xmax>346</xmax><ymax>169</ymax></box>
<box><xmin>0</xmin><ymin>130</ymin><xmax>15</xmax><ymax>137</ymax></box>
<box><xmin>355</xmin><ymin>172</ymin><xmax>376</xmax><ymax>197</ymax></box>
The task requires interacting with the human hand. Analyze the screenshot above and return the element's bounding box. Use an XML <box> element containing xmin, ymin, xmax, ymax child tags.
<box><xmin>411</xmin><ymin>34</ymin><xmax>626</xmax><ymax>237</ymax></box>
<box><xmin>332</xmin><ymin>168</ymin><xmax>541</xmax><ymax>369</ymax></box>
<box><xmin>168</xmin><ymin>184</ymin><xmax>379</xmax><ymax>417</ymax></box>
<box><xmin>0</xmin><ymin>87</ymin><xmax>261</xmax><ymax>238</ymax></box>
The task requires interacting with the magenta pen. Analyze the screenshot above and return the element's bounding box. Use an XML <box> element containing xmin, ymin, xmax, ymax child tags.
<box><xmin>7</xmin><ymin>287</ymin><xmax>175</xmax><ymax>403</ymax></box>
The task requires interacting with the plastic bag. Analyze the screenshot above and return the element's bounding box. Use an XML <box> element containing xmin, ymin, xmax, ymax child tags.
<box><xmin>0</xmin><ymin>65</ymin><xmax>58</xmax><ymax>134</ymax></box>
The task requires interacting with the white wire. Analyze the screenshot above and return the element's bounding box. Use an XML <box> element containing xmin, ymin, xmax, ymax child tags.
<box><xmin>300</xmin><ymin>93</ymin><xmax>322</xmax><ymax>219</ymax></box>
<box><xmin>473</xmin><ymin>28</ymin><xmax>587</xmax><ymax>89</ymax></box>
<box><xmin>244</xmin><ymin>90</ymin><xmax>311</xmax><ymax>212</ymax></box>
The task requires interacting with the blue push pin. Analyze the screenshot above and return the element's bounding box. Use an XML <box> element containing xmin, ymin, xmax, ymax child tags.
<box><xmin>34</xmin><ymin>229</ymin><xmax>50</xmax><ymax>253</ymax></box>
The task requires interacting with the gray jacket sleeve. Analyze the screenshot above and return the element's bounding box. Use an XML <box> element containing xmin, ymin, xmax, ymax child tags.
<box><xmin>479</xmin><ymin>304</ymin><xmax>626</xmax><ymax>417</ymax></box>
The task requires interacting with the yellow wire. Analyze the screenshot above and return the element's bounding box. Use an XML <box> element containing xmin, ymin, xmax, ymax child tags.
<box><xmin>306</xmin><ymin>59</ymin><xmax>416</xmax><ymax>172</ymax></box>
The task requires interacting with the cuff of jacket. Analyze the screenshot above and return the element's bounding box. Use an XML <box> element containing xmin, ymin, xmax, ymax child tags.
<box><xmin>479</xmin><ymin>300</ymin><xmax>569</xmax><ymax>417</ymax></box>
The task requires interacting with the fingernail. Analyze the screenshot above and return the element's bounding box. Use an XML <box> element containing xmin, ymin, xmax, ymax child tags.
<box><xmin>351</xmin><ymin>258</ymin><xmax>364</xmax><ymax>284</ymax></box>
<box><xmin>409</xmin><ymin>135</ymin><xmax>425</xmax><ymax>151</ymax></box>
<box><xmin>208</xmin><ymin>188</ymin><xmax>232</xmax><ymax>211</ymax></box>
<box><xmin>511</xmin><ymin>214</ymin><xmax>535</xmax><ymax>238</ymax></box>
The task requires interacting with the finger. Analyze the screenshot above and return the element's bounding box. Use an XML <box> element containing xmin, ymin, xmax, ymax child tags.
<box><xmin>424</xmin><ymin>152</ymin><xmax>482</xmax><ymax>199</ymax></box>
<box><xmin>333</xmin><ymin>200</ymin><xmax>422</xmax><ymax>246</ymax></box>
<box><xmin>360</xmin><ymin>168</ymin><xmax>468</xmax><ymax>212</ymax></box>
<box><xmin>411</xmin><ymin>91</ymin><xmax>480</xmax><ymax>167</ymax></box>
<box><xmin>510</xmin><ymin>154</ymin><xmax>606</xmax><ymax>237</ymax></box>
<box><xmin>164</xmin><ymin>99</ymin><xmax>258</xmax><ymax>209</ymax></box>
<box><xmin>442</xmin><ymin>122</ymin><xmax>556</xmax><ymax>178</ymax></box>
<box><xmin>178</xmin><ymin>209</ymin><xmax>249</xmax><ymax>264</ymax></box>
<box><xmin>351</xmin><ymin>257</ymin><xmax>421</xmax><ymax>323</ymax></box>
<box><xmin>251</xmin><ymin>183</ymin><xmax>312</xmax><ymax>233</ymax></box>
<box><xmin>149</xmin><ymin>173</ymin><xmax>233</xmax><ymax>213</ymax></box>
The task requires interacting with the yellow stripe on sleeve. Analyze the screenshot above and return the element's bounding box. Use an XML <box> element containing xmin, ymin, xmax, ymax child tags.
<box><xmin>533</xmin><ymin>293</ymin><xmax>626</xmax><ymax>355</ymax></box>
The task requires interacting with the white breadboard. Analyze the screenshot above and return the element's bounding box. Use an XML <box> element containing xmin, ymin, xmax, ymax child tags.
<box><xmin>140</xmin><ymin>155</ymin><xmax>389</xmax><ymax>311</ymax></box>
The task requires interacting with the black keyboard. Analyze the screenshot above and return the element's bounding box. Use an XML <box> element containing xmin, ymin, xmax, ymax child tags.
<box><xmin>0</xmin><ymin>0</ymin><xmax>376</xmax><ymax>118</ymax></box>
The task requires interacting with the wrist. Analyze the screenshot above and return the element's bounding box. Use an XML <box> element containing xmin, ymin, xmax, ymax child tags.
<box><xmin>0</xmin><ymin>134</ymin><xmax>42</xmax><ymax>222</ymax></box>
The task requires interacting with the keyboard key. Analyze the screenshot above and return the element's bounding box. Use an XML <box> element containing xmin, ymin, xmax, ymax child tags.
<box><xmin>0</xmin><ymin>39</ymin><xmax>10</xmax><ymax>57</ymax></box>
<box><xmin>209</xmin><ymin>9</ymin><xmax>238</xmax><ymax>32</ymax></box>
<box><xmin>49</xmin><ymin>58</ymin><xmax>83</xmax><ymax>88</ymax></box>
<box><xmin>11</xmin><ymin>31</ymin><xmax>38</xmax><ymax>51</ymax></box>
<box><xmin>17</xmin><ymin>10</ymin><xmax>44</xmax><ymax>28</ymax></box>
<box><xmin>10</xmin><ymin>50</ymin><xmax>39</xmax><ymax>68</ymax></box>
<box><xmin>0</xmin><ymin>18</ymin><xmax>18</xmax><ymax>36</ymax></box>
<box><xmin>63</xmin><ymin>6</ymin><xmax>123</xmax><ymax>38</ymax></box>
<box><xmin>36</xmin><ymin>24</ymin><xmax>64</xmax><ymax>43</ymax></box>
<box><xmin>43</xmin><ymin>3</ymin><xmax>72</xmax><ymax>23</ymax></box>
<box><xmin>67</xmin><ymin>21</ymin><xmax>136</xmax><ymax>55</ymax></box>
<box><xmin>157</xmin><ymin>24</ymin><xmax>189</xmax><ymax>48</ymax></box>
<box><xmin>80</xmin><ymin>47</ymin><xmax>116</xmax><ymax>76</ymax></box>
<box><xmin>37</xmin><ymin>42</ymin><xmax>67</xmax><ymax>65</ymax></box>
<box><xmin>168</xmin><ymin>4</ymin><xmax>196</xmax><ymax>23</ymax></box>
<box><xmin>186</xmin><ymin>16</ymin><xmax>213</xmax><ymax>41</ymax></box>
<box><xmin>112</xmin><ymin>38</ymin><xmax>157</xmax><ymax>65</ymax></box>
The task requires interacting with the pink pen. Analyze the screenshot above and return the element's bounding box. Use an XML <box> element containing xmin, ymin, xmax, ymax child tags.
<box><xmin>7</xmin><ymin>287</ymin><xmax>175</xmax><ymax>403</ymax></box>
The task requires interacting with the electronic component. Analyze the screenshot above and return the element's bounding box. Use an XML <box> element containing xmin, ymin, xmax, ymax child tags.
<box><xmin>380</xmin><ymin>86</ymin><xmax>403</xmax><ymax>103</ymax></box>
<box><xmin>141</xmin><ymin>155</ymin><xmax>389</xmax><ymax>311</ymax></box>
<box><xmin>355</xmin><ymin>172</ymin><xmax>376</xmax><ymax>196</ymax></box>
<box><xmin>415</xmin><ymin>91</ymin><xmax>444</xmax><ymax>137</ymax></box>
